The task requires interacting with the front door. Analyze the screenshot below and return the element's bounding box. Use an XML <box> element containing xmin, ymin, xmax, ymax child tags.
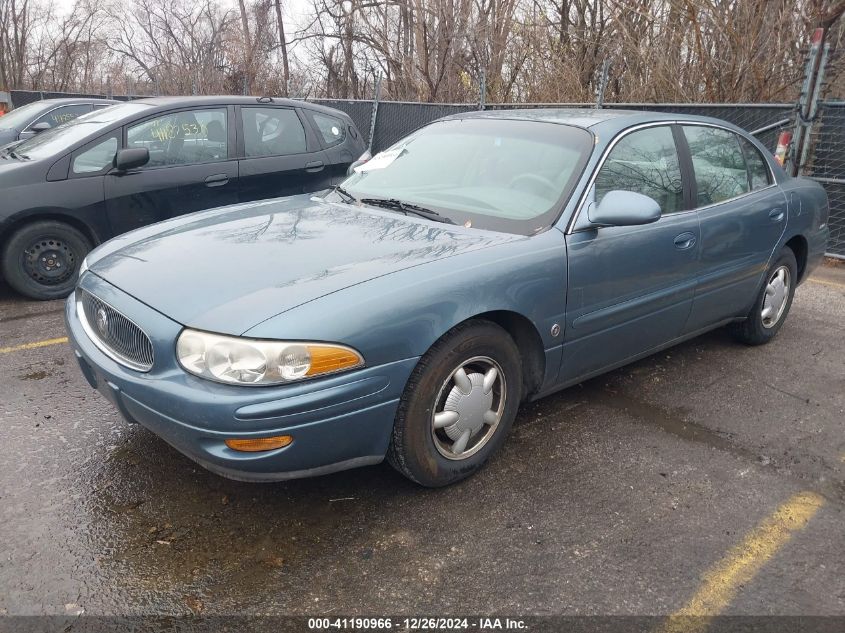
<box><xmin>561</xmin><ymin>124</ymin><xmax>701</xmax><ymax>383</ymax></box>
<box><xmin>104</xmin><ymin>107</ymin><xmax>238</xmax><ymax>236</ymax></box>
<box><xmin>237</xmin><ymin>105</ymin><xmax>331</xmax><ymax>202</ymax></box>
<box><xmin>680</xmin><ymin>126</ymin><xmax>788</xmax><ymax>331</ymax></box>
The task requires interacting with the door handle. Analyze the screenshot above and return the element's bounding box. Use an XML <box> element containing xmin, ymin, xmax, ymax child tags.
<box><xmin>304</xmin><ymin>160</ymin><xmax>324</xmax><ymax>173</ymax></box>
<box><xmin>673</xmin><ymin>232</ymin><xmax>697</xmax><ymax>250</ymax></box>
<box><xmin>204</xmin><ymin>173</ymin><xmax>229</xmax><ymax>187</ymax></box>
<box><xmin>768</xmin><ymin>207</ymin><xmax>785</xmax><ymax>223</ymax></box>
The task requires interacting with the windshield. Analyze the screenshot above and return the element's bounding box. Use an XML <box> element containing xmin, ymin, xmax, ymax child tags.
<box><xmin>0</xmin><ymin>102</ymin><xmax>52</xmax><ymax>130</ymax></box>
<box><xmin>11</xmin><ymin>102</ymin><xmax>151</xmax><ymax>161</ymax></box>
<box><xmin>339</xmin><ymin>118</ymin><xmax>593</xmax><ymax>235</ymax></box>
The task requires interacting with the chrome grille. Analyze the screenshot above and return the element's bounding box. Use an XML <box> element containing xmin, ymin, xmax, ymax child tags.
<box><xmin>78</xmin><ymin>290</ymin><xmax>154</xmax><ymax>371</ymax></box>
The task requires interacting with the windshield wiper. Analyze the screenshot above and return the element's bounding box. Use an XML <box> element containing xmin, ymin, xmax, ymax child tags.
<box><xmin>330</xmin><ymin>185</ymin><xmax>357</xmax><ymax>204</ymax></box>
<box><xmin>7</xmin><ymin>149</ymin><xmax>28</xmax><ymax>160</ymax></box>
<box><xmin>359</xmin><ymin>197</ymin><xmax>455</xmax><ymax>224</ymax></box>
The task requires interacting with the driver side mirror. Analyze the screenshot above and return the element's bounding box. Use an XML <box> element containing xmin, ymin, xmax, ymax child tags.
<box><xmin>113</xmin><ymin>148</ymin><xmax>149</xmax><ymax>171</ymax></box>
<box><xmin>588</xmin><ymin>190</ymin><xmax>662</xmax><ymax>227</ymax></box>
<box><xmin>30</xmin><ymin>121</ymin><xmax>52</xmax><ymax>133</ymax></box>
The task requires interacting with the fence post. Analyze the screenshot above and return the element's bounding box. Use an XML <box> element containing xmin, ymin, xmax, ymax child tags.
<box><xmin>367</xmin><ymin>72</ymin><xmax>382</xmax><ymax>152</ymax></box>
<box><xmin>479</xmin><ymin>70</ymin><xmax>486</xmax><ymax>110</ymax></box>
<box><xmin>790</xmin><ymin>28</ymin><xmax>825</xmax><ymax>176</ymax></box>
<box><xmin>797</xmin><ymin>41</ymin><xmax>830</xmax><ymax>175</ymax></box>
<box><xmin>594</xmin><ymin>60</ymin><xmax>610</xmax><ymax>109</ymax></box>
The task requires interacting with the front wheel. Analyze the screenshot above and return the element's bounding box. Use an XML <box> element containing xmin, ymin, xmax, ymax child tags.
<box><xmin>387</xmin><ymin>320</ymin><xmax>522</xmax><ymax>487</ymax></box>
<box><xmin>729</xmin><ymin>247</ymin><xmax>797</xmax><ymax>345</ymax></box>
<box><xmin>1</xmin><ymin>220</ymin><xmax>92</xmax><ymax>300</ymax></box>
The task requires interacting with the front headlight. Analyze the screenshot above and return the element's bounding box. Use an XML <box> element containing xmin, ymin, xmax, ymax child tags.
<box><xmin>176</xmin><ymin>329</ymin><xmax>364</xmax><ymax>385</ymax></box>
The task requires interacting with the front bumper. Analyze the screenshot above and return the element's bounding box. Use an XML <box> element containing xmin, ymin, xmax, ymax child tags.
<box><xmin>65</xmin><ymin>273</ymin><xmax>418</xmax><ymax>481</ymax></box>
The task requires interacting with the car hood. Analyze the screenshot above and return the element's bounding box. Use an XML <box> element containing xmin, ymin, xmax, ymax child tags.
<box><xmin>89</xmin><ymin>196</ymin><xmax>519</xmax><ymax>334</ymax></box>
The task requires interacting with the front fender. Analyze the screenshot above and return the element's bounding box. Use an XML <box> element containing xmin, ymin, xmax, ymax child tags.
<box><xmin>243</xmin><ymin>228</ymin><xmax>569</xmax><ymax>369</ymax></box>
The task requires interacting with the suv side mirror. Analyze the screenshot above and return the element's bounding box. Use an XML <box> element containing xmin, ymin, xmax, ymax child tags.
<box><xmin>114</xmin><ymin>148</ymin><xmax>149</xmax><ymax>171</ymax></box>
<box><xmin>30</xmin><ymin>121</ymin><xmax>52</xmax><ymax>133</ymax></box>
<box><xmin>588</xmin><ymin>190</ymin><xmax>662</xmax><ymax>227</ymax></box>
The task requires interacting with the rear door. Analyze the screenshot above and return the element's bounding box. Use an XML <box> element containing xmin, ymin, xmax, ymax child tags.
<box><xmin>561</xmin><ymin>124</ymin><xmax>701</xmax><ymax>383</ymax></box>
<box><xmin>303</xmin><ymin>108</ymin><xmax>366</xmax><ymax>184</ymax></box>
<box><xmin>680</xmin><ymin>125</ymin><xmax>788</xmax><ymax>331</ymax></box>
<box><xmin>104</xmin><ymin>107</ymin><xmax>238</xmax><ymax>236</ymax></box>
<box><xmin>237</xmin><ymin>105</ymin><xmax>330</xmax><ymax>202</ymax></box>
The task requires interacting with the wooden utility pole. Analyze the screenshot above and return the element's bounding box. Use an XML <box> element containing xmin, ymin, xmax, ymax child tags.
<box><xmin>274</xmin><ymin>0</ymin><xmax>290</xmax><ymax>96</ymax></box>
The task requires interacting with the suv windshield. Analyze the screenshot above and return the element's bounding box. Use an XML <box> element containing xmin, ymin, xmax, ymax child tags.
<box><xmin>11</xmin><ymin>102</ymin><xmax>151</xmax><ymax>161</ymax></box>
<box><xmin>340</xmin><ymin>118</ymin><xmax>593</xmax><ymax>235</ymax></box>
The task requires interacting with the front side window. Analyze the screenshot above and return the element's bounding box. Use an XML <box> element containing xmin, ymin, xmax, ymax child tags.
<box><xmin>684</xmin><ymin>126</ymin><xmax>749</xmax><ymax>206</ymax></box>
<box><xmin>312</xmin><ymin>112</ymin><xmax>346</xmax><ymax>146</ymax></box>
<box><xmin>126</xmin><ymin>109</ymin><xmax>228</xmax><ymax>168</ymax></box>
<box><xmin>594</xmin><ymin>125</ymin><xmax>684</xmax><ymax>214</ymax></box>
<box><xmin>740</xmin><ymin>137</ymin><xmax>771</xmax><ymax>191</ymax></box>
<box><xmin>72</xmin><ymin>135</ymin><xmax>118</xmax><ymax>174</ymax></box>
<box><xmin>340</xmin><ymin>118</ymin><xmax>593</xmax><ymax>235</ymax></box>
<box><xmin>241</xmin><ymin>107</ymin><xmax>307</xmax><ymax>157</ymax></box>
<box><xmin>30</xmin><ymin>104</ymin><xmax>92</xmax><ymax>130</ymax></box>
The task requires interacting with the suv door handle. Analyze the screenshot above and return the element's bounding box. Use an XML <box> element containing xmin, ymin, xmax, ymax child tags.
<box><xmin>305</xmin><ymin>160</ymin><xmax>324</xmax><ymax>173</ymax></box>
<box><xmin>673</xmin><ymin>232</ymin><xmax>697</xmax><ymax>250</ymax></box>
<box><xmin>769</xmin><ymin>207</ymin><xmax>785</xmax><ymax>222</ymax></box>
<box><xmin>204</xmin><ymin>173</ymin><xmax>229</xmax><ymax>187</ymax></box>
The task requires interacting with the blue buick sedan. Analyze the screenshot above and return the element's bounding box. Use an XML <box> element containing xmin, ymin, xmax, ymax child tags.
<box><xmin>65</xmin><ymin>109</ymin><xmax>830</xmax><ymax>487</ymax></box>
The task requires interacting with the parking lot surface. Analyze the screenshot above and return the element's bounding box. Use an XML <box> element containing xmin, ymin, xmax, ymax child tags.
<box><xmin>0</xmin><ymin>263</ymin><xmax>843</xmax><ymax>623</ymax></box>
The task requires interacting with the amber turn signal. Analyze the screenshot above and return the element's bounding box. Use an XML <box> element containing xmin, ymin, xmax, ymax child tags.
<box><xmin>305</xmin><ymin>345</ymin><xmax>363</xmax><ymax>376</ymax></box>
<box><xmin>224</xmin><ymin>435</ymin><xmax>293</xmax><ymax>452</ymax></box>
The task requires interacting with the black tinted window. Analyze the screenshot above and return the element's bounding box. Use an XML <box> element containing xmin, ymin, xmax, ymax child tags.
<box><xmin>740</xmin><ymin>137</ymin><xmax>771</xmax><ymax>190</ymax></box>
<box><xmin>127</xmin><ymin>109</ymin><xmax>228</xmax><ymax>167</ymax></box>
<box><xmin>241</xmin><ymin>107</ymin><xmax>306</xmax><ymax>157</ymax></box>
<box><xmin>312</xmin><ymin>112</ymin><xmax>346</xmax><ymax>146</ymax></box>
<box><xmin>595</xmin><ymin>126</ymin><xmax>684</xmax><ymax>214</ymax></box>
<box><xmin>684</xmin><ymin>126</ymin><xmax>750</xmax><ymax>206</ymax></box>
<box><xmin>30</xmin><ymin>104</ymin><xmax>92</xmax><ymax>130</ymax></box>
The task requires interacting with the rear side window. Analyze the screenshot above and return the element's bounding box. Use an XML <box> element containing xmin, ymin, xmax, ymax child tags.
<box><xmin>594</xmin><ymin>125</ymin><xmax>684</xmax><ymax>214</ymax></box>
<box><xmin>241</xmin><ymin>107</ymin><xmax>306</xmax><ymax>157</ymax></box>
<box><xmin>30</xmin><ymin>104</ymin><xmax>92</xmax><ymax>130</ymax></box>
<box><xmin>311</xmin><ymin>112</ymin><xmax>346</xmax><ymax>146</ymax></box>
<box><xmin>126</xmin><ymin>109</ymin><xmax>228</xmax><ymax>168</ymax></box>
<box><xmin>683</xmin><ymin>126</ymin><xmax>750</xmax><ymax>206</ymax></box>
<box><xmin>740</xmin><ymin>137</ymin><xmax>771</xmax><ymax>190</ymax></box>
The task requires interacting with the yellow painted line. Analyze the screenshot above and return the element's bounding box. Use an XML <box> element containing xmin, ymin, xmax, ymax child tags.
<box><xmin>809</xmin><ymin>277</ymin><xmax>845</xmax><ymax>289</ymax></box>
<box><xmin>0</xmin><ymin>336</ymin><xmax>68</xmax><ymax>354</ymax></box>
<box><xmin>659</xmin><ymin>490</ymin><xmax>825</xmax><ymax>633</ymax></box>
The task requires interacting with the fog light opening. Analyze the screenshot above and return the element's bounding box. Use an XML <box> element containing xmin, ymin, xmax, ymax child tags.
<box><xmin>224</xmin><ymin>435</ymin><xmax>293</xmax><ymax>452</ymax></box>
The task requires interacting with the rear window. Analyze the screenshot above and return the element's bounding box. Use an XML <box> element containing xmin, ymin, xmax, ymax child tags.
<box><xmin>311</xmin><ymin>112</ymin><xmax>346</xmax><ymax>146</ymax></box>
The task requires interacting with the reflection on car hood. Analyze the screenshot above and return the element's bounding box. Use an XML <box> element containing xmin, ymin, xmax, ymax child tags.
<box><xmin>90</xmin><ymin>196</ymin><xmax>518</xmax><ymax>334</ymax></box>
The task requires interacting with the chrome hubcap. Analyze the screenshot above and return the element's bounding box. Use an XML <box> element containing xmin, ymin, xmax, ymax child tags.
<box><xmin>761</xmin><ymin>265</ymin><xmax>790</xmax><ymax>329</ymax></box>
<box><xmin>431</xmin><ymin>356</ymin><xmax>506</xmax><ymax>460</ymax></box>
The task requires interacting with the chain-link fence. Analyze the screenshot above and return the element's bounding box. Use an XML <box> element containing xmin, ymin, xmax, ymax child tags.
<box><xmin>803</xmin><ymin>102</ymin><xmax>845</xmax><ymax>257</ymax></box>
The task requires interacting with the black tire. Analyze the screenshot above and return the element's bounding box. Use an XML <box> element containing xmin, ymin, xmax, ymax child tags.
<box><xmin>387</xmin><ymin>320</ymin><xmax>523</xmax><ymax>487</ymax></box>
<box><xmin>1</xmin><ymin>220</ymin><xmax>92</xmax><ymax>300</ymax></box>
<box><xmin>729</xmin><ymin>247</ymin><xmax>798</xmax><ymax>346</ymax></box>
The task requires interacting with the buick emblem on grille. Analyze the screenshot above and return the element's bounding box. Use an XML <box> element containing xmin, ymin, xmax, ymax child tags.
<box><xmin>95</xmin><ymin>307</ymin><xmax>109</xmax><ymax>335</ymax></box>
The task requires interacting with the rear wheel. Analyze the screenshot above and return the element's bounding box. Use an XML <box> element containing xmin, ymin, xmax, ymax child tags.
<box><xmin>1</xmin><ymin>220</ymin><xmax>92</xmax><ymax>300</ymax></box>
<box><xmin>729</xmin><ymin>247</ymin><xmax>797</xmax><ymax>345</ymax></box>
<box><xmin>387</xmin><ymin>320</ymin><xmax>522</xmax><ymax>487</ymax></box>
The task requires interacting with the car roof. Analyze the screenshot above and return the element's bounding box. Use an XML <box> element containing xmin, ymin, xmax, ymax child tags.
<box><xmin>441</xmin><ymin>108</ymin><xmax>746</xmax><ymax>134</ymax></box>
<box><xmin>132</xmin><ymin>96</ymin><xmax>353</xmax><ymax>118</ymax></box>
<box><xmin>24</xmin><ymin>98</ymin><xmax>118</xmax><ymax>106</ymax></box>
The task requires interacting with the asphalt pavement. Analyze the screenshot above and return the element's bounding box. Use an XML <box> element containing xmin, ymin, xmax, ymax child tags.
<box><xmin>0</xmin><ymin>262</ymin><xmax>843</xmax><ymax>628</ymax></box>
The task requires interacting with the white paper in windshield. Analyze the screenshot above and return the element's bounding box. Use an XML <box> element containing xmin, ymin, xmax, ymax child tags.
<box><xmin>355</xmin><ymin>146</ymin><xmax>405</xmax><ymax>172</ymax></box>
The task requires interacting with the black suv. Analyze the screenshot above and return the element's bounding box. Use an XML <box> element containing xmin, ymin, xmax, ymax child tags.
<box><xmin>0</xmin><ymin>96</ymin><xmax>367</xmax><ymax>299</ymax></box>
